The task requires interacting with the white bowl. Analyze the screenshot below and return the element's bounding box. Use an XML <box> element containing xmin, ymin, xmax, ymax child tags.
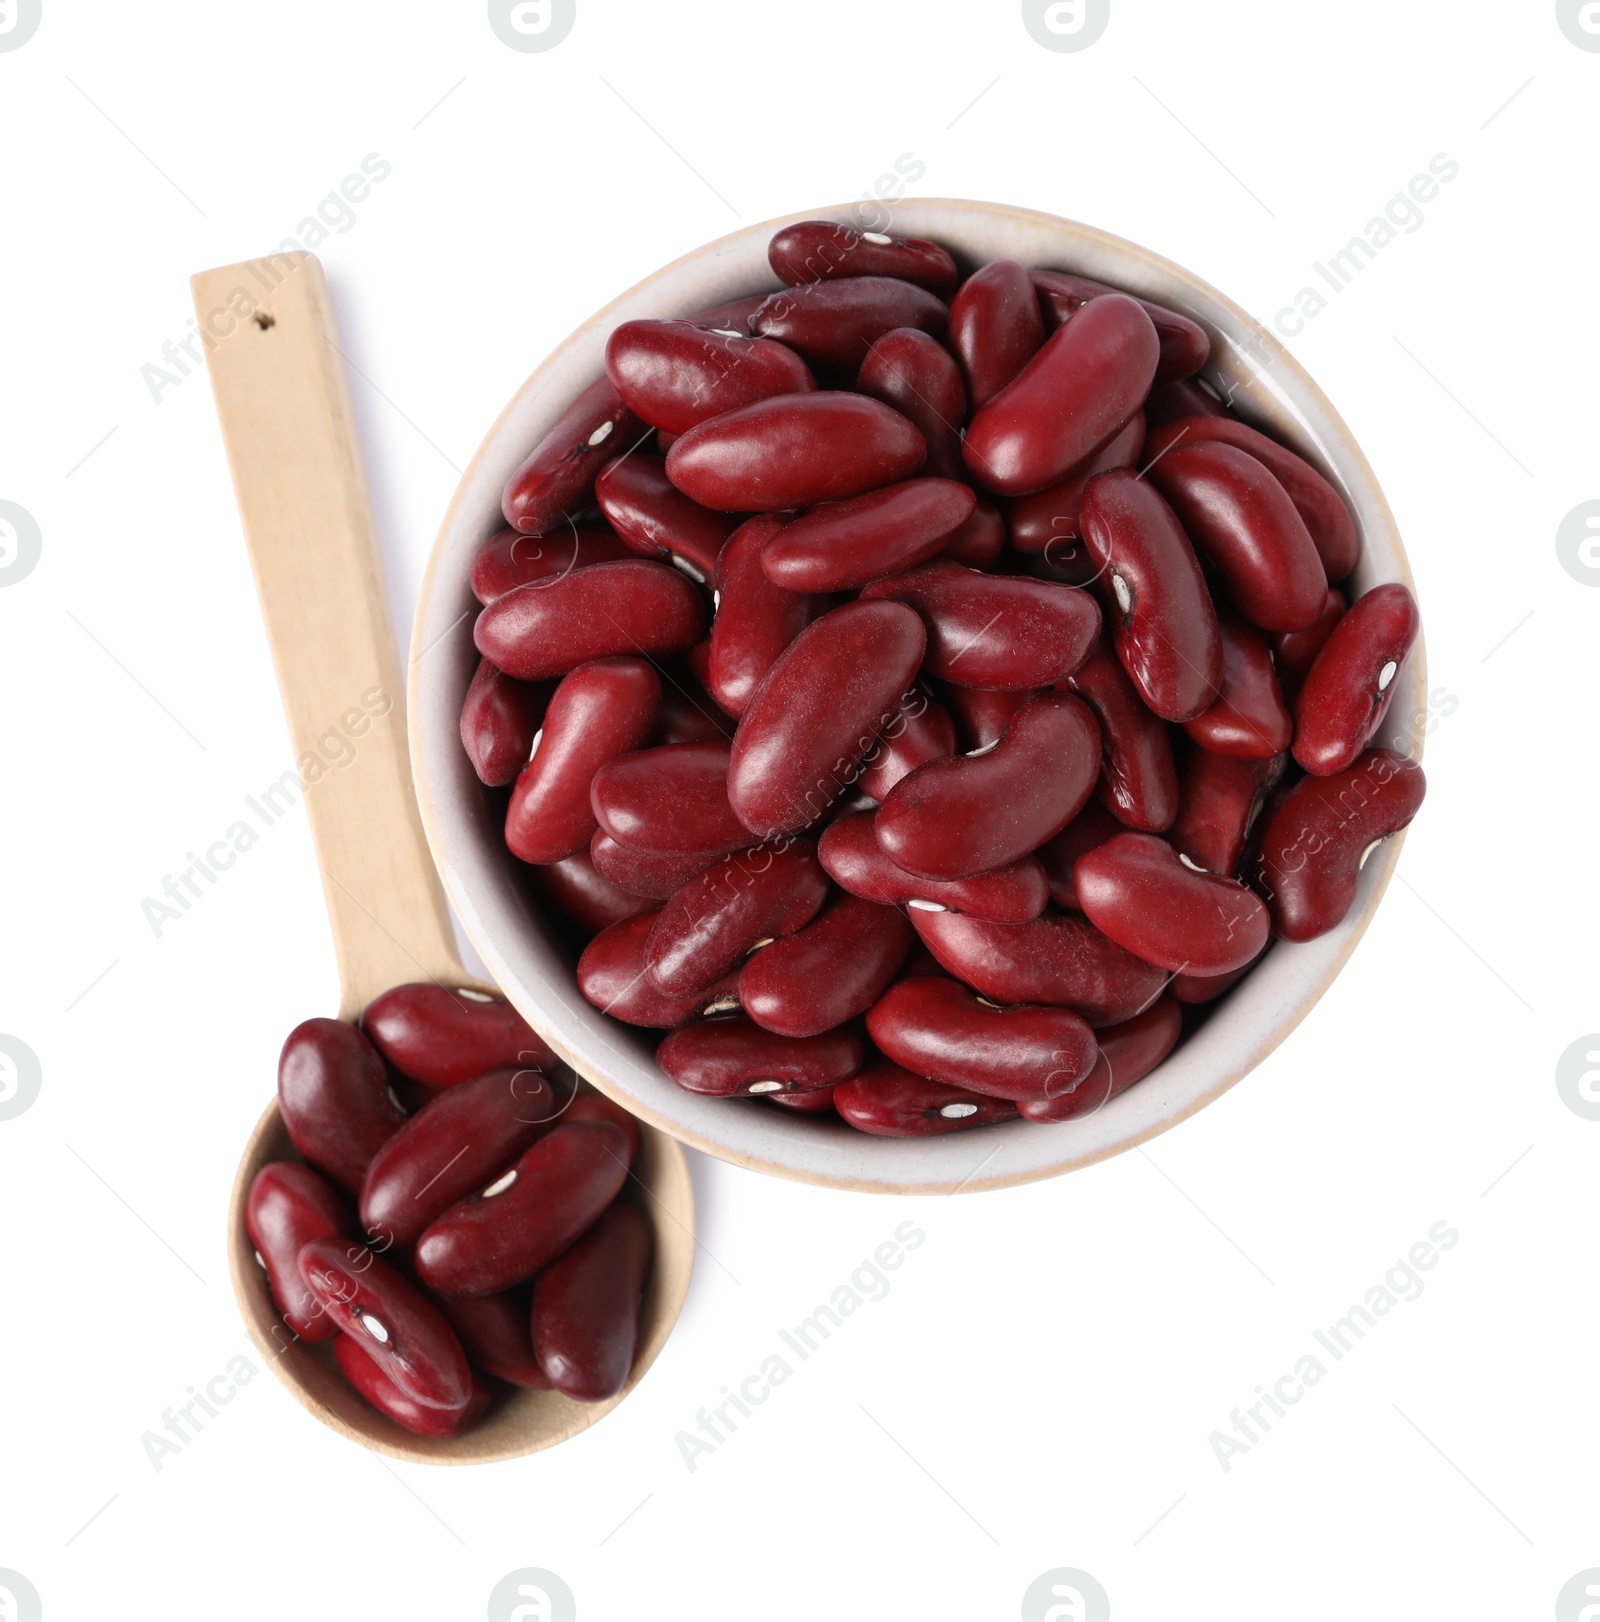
<box><xmin>410</xmin><ymin>200</ymin><xmax>1424</xmax><ymax>1195</ymax></box>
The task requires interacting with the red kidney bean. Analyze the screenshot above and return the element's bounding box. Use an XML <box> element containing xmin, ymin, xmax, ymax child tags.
<box><xmin>767</xmin><ymin>1084</ymin><xmax>839</xmax><ymax>1114</ymax></box>
<box><xmin>561</xmin><ymin>1090</ymin><xmax>644</xmax><ymax>1167</ymax></box>
<box><xmin>964</xmin><ymin>294</ymin><xmax>1160</xmax><ymax>496</ymax></box>
<box><xmin>460</xmin><ymin>659</ymin><xmax>551</xmax><ymax>788</ymax></box>
<box><xmin>861</xmin><ymin>562</ymin><xmax>1100</xmax><ymax>690</ymax></box>
<box><xmin>1182</xmin><ymin>614</ymin><xmax>1292</xmax><ymax>758</ymax></box>
<box><xmin>1292</xmin><ymin>583</ymin><xmax>1419</xmax><ymax>776</ymax></box>
<box><xmin>589</xmin><ymin>831</ymin><xmax>713</xmax><ymax>901</ymax></box>
<box><xmin>656</xmin><ymin>668</ymin><xmax>735</xmax><ymax>744</ymax></box>
<box><xmin>475</xmin><ymin>559</ymin><xmax>707</xmax><ymax>681</ymax></box>
<box><xmin>1255</xmin><ymin>748</ymin><xmax>1425</xmax><ymax>941</ymax></box>
<box><xmin>1144</xmin><ymin>415</ymin><xmax>1359</xmax><ymax>581</ymax></box>
<box><xmin>578</xmin><ymin>911</ymin><xmax>741</xmax><ymax>1026</ymax></box>
<box><xmin>471</xmin><ymin>525</ymin><xmax>631</xmax><ymax>604</ymax></box>
<box><xmin>667</xmin><ymin>392</ymin><xmax>925</xmax><ymax>513</ymax></box>
<box><xmin>752</xmin><ymin>277</ymin><xmax>948</xmax><ymax>370</ymax></box>
<box><xmin>1064</xmin><ymin>639</ymin><xmax>1180</xmax><ymax>832</ymax></box>
<box><xmin>834</xmin><ymin>1060</ymin><xmax>1018</xmax><ymax>1136</ymax></box>
<box><xmin>1075</xmin><ymin>831</ymin><xmax>1269</xmax><ymax>975</ymax></box>
<box><xmin>591</xmin><ymin>741</ymin><xmax>751</xmax><ymax>859</ymax></box>
<box><xmin>740</xmin><ymin>893</ymin><xmax>912</xmax><ymax>1038</ymax></box>
<box><xmin>857</xmin><ymin>326</ymin><xmax>967</xmax><ymax>481</ymax></box>
<box><xmin>298</xmin><ymin>1237</ymin><xmax>473</xmax><ymax>1409</ymax></box>
<box><xmin>530</xmin><ymin>851</ymin><xmax>654</xmax><ymax>936</ymax></box>
<box><xmin>877</xmin><ymin>694</ymin><xmax>1100</xmax><ymax>880</ymax></box>
<box><xmin>504</xmin><ymin>657</ymin><xmax>662</xmax><ymax>865</ymax></box>
<box><xmin>605</xmin><ymin>319</ymin><xmax>816</xmax><ymax>436</ymax></box>
<box><xmin>867</xmin><ymin>977</ymin><xmax>1097</xmax><ymax>1102</ymax></box>
<box><xmin>949</xmin><ymin>260</ymin><xmax>1046</xmax><ymax>410</ymax></box>
<box><xmin>503</xmin><ymin>377</ymin><xmax>644</xmax><ymax>535</ymax></box>
<box><xmin>1032</xmin><ymin>270</ymin><xmax>1210</xmax><ymax>382</ymax></box>
<box><xmin>1273</xmin><ymin>587</ymin><xmax>1346</xmax><ymax>694</ymax></box>
<box><xmin>936</xmin><ymin>682</ymin><xmax>1033</xmax><ymax>752</ymax></box>
<box><xmin>941</xmin><ymin>498</ymin><xmax>1006</xmax><ymax>569</ymax></box>
<box><xmin>819</xmin><ymin>812</ymin><xmax>1049</xmax><ymax>924</ymax></box>
<box><xmin>534</xmin><ymin>1202</ymin><xmax>653</xmax><ymax>1402</ymax></box>
<box><xmin>687</xmin><ymin>294</ymin><xmax>768</xmax><ymax>335</ymax></box>
<box><xmin>646</xmin><ymin>840</ymin><xmax>830</xmax><ymax>995</ymax></box>
<box><xmin>594</xmin><ymin>454</ymin><xmax>739</xmax><ymax>582</ymax></box>
<box><xmin>1170</xmin><ymin>749</ymin><xmax>1284</xmax><ymax>877</ymax></box>
<box><xmin>359</xmin><ymin>1067</ymin><xmax>560</xmax><ymax>1248</ymax></box>
<box><xmin>438</xmin><ymin>1285</ymin><xmax>548</xmax><ymax>1388</ymax></box>
<box><xmin>708</xmin><ymin>514</ymin><xmax>825</xmax><ymax>719</ymax></box>
<box><xmin>363</xmin><ymin>985</ymin><xmax>554</xmax><ymax>1088</ymax></box>
<box><xmin>414</xmin><ymin>1122</ymin><xmax>631</xmax><ymax>1295</ymax></box>
<box><xmin>1169</xmin><ymin>956</ymin><xmax>1262</xmax><ymax>1005</ymax></box>
<box><xmin>1036</xmin><ymin>799</ymin><xmax>1124</xmax><ymax>911</ymax></box>
<box><xmin>1148</xmin><ymin>442</ymin><xmax>1327</xmax><ymax>632</ymax></box>
<box><xmin>1144</xmin><ymin>377</ymin><xmax>1228</xmax><ymax>428</ymax></box>
<box><xmin>761</xmin><ymin>478</ymin><xmax>977</xmax><ymax>592</ymax></box>
<box><xmin>278</xmin><ymin>1019</ymin><xmax>406</xmax><ymax>1194</ymax></box>
<box><xmin>246</xmin><ymin>1162</ymin><xmax>352</xmax><ymax>1343</ymax></box>
<box><xmin>1004</xmin><ymin>413</ymin><xmax>1146</xmax><ymax>557</ymax></box>
<box><xmin>1080</xmin><ymin>468</ymin><xmax>1223</xmax><ymax>722</ymax></box>
<box><xmin>768</xmin><ymin>220</ymin><xmax>959</xmax><ymax>297</ymax></box>
<box><xmin>727</xmin><ymin>600</ymin><xmax>926</xmax><ymax>837</ymax></box>
<box><xmin>1017</xmin><ymin>996</ymin><xmax>1182</xmax><ymax>1122</ymax></box>
<box><xmin>657</xmin><ymin>1015</ymin><xmax>863</xmax><ymax>1096</ymax></box>
<box><xmin>334</xmin><ymin>1335</ymin><xmax>492</xmax><ymax>1436</ymax></box>
<box><xmin>857</xmin><ymin>690</ymin><xmax>955</xmax><ymax>802</ymax></box>
<box><xmin>909</xmin><ymin>907</ymin><xmax>1168</xmax><ymax>1027</ymax></box>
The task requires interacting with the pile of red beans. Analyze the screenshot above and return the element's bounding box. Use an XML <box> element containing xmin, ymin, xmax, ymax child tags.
<box><xmin>250</xmin><ymin>984</ymin><xmax>651</xmax><ymax>1437</ymax></box>
<box><xmin>460</xmin><ymin>219</ymin><xmax>1426</xmax><ymax>1137</ymax></box>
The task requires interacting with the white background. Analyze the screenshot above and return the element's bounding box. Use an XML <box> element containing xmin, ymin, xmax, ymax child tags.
<box><xmin>1</xmin><ymin>2</ymin><xmax>1595</xmax><ymax>1618</ymax></box>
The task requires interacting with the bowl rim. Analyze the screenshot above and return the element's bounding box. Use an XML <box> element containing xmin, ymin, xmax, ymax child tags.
<box><xmin>409</xmin><ymin>198</ymin><xmax>1425</xmax><ymax>1195</ymax></box>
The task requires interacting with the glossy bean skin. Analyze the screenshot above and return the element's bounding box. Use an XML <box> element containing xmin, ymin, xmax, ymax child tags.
<box><xmin>589</xmin><ymin>832</ymin><xmax>712</xmax><ymax>901</ymax></box>
<box><xmin>414</xmin><ymin>1122</ymin><xmax>631</xmax><ymax>1296</ymax></box>
<box><xmin>1169</xmin><ymin>956</ymin><xmax>1262</xmax><ymax>1005</ymax></box>
<box><xmin>666</xmin><ymin>393</ymin><xmax>926</xmax><ymax>513</ymax></box>
<box><xmin>471</xmin><ymin>526</ymin><xmax>630</xmax><ymax>604</ymax></box>
<box><xmin>963</xmin><ymin>294</ymin><xmax>1160</xmax><ymax>496</ymax></box>
<box><xmin>1004</xmin><ymin>414</ymin><xmax>1145</xmax><ymax>556</ymax></box>
<box><xmin>594</xmin><ymin>454</ymin><xmax>740</xmax><ymax>580</ymax></box>
<box><xmin>438</xmin><ymin>1286</ymin><xmax>548</xmax><ymax>1389</ymax></box>
<box><xmin>1255</xmin><ymin>748</ymin><xmax>1426</xmax><ymax>941</ymax></box>
<box><xmin>246</xmin><ymin>1162</ymin><xmax>352</xmax><ymax>1343</ymax></box>
<box><xmin>502</xmin><ymin>376</ymin><xmax>644</xmax><ymax>535</ymax></box>
<box><xmin>708</xmin><ymin>515</ymin><xmax>826</xmax><ymax>719</ymax></box>
<box><xmin>513</xmin><ymin>847</ymin><xmax>641</xmax><ymax>929</ymax></box>
<box><xmin>752</xmin><ymin>277</ymin><xmax>948</xmax><ymax>370</ymax></box>
<box><xmin>298</xmin><ymin>1237</ymin><xmax>473</xmax><ymax>1410</ymax></box>
<box><xmin>1036</xmin><ymin>799</ymin><xmax>1124</xmax><ymax>911</ymax></box>
<box><xmin>1182</xmin><ymin>614</ymin><xmax>1292</xmax><ymax>758</ymax></box>
<box><xmin>727</xmin><ymin>600</ymin><xmax>927</xmax><ymax>837</ymax></box>
<box><xmin>604</xmin><ymin>319</ymin><xmax>816</xmax><ymax>435</ymax></box>
<box><xmin>562</xmin><ymin>1090</ymin><xmax>643</xmax><ymax>1169</ymax></box>
<box><xmin>767</xmin><ymin>1084</ymin><xmax>838</xmax><ymax>1114</ymax></box>
<box><xmin>940</xmin><ymin>498</ymin><xmax>1006</xmax><ymax>569</ymax></box>
<box><xmin>646</xmin><ymin>841</ymin><xmax>830</xmax><ymax>995</ymax></box>
<box><xmin>910</xmin><ymin>908</ymin><xmax>1168</xmax><ymax>1027</ymax></box>
<box><xmin>834</xmin><ymin>1060</ymin><xmax>1017</xmax><ymax>1136</ymax></box>
<box><xmin>687</xmin><ymin>293</ymin><xmax>769</xmax><ymax>335</ymax></box>
<box><xmin>1075</xmin><ymin>831</ymin><xmax>1270</xmax><ymax>975</ymax></box>
<box><xmin>879</xmin><ymin>694</ymin><xmax>1099</xmax><ymax>880</ymax></box>
<box><xmin>461</xmin><ymin>659</ymin><xmax>550</xmax><ymax>787</ymax></box>
<box><xmin>867</xmin><ymin>977</ymin><xmax>1097</xmax><ymax>1102</ymax></box>
<box><xmin>1032</xmin><ymin>269</ymin><xmax>1210</xmax><ymax>382</ymax></box>
<box><xmin>278</xmin><ymin>1019</ymin><xmax>406</xmax><ymax>1194</ymax></box>
<box><xmin>505</xmin><ymin>657</ymin><xmax>662</xmax><ymax>865</ymax></box>
<box><xmin>1017</xmin><ymin>997</ymin><xmax>1182</xmax><ymax>1122</ymax></box>
<box><xmin>1292</xmin><ymin>583</ymin><xmax>1419</xmax><ymax>776</ymax></box>
<box><xmin>861</xmin><ymin>562</ymin><xmax>1099</xmax><ymax>690</ymax></box>
<box><xmin>475</xmin><ymin>560</ymin><xmax>706</xmax><ymax>681</ymax></box>
<box><xmin>1143</xmin><ymin>377</ymin><xmax>1228</xmax><ymax>428</ymax></box>
<box><xmin>1144</xmin><ymin>416</ymin><xmax>1359</xmax><ymax>581</ymax></box>
<box><xmin>768</xmin><ymin>220</ymin><xmax>959</xmax><ymax>296</ymax></box>
<box><xmin>1273</xmin><ymin>587</ymin><xmax>1346</xmax><ymax>694</ymax></box>
<box><xmin>1080</xmin><ymin>468</ymin><xmax>1223</xmax><ymax>722</ymax></box>
<box><xmin>578</xmin><ymin>911</ymin><xmax>741</xmax><ymax>1026</ymax></box>
<box><xmin>534</xmin><ymin>1202</ymin><xmax>653</xmax><ymax>1402</ymax></box>
<box><xmin>656</xmin><ymin>670</ymin><xmax>735</xmax><ymax>744</ymax></box>
<box><xmin>949</xmin><ymin>260</ymin><xmax>1046</xmax><ymax>410</ymax></box>
<box><xmin>819</xmin><ymin>813</ymin><xmax>1049</xmax><ymax>924</ymax></box>
<box><xmin>363</xmin><ymin>985</ymin><xmax>554</xmax><ymax>1088</ymax></box>
<box><xmin>740</xmin><ymin>894</ymin><xmax>912</xmax><ymax>1038</ymax></box>
<box><xmin>937</xmin><ymin>683</ymin><xmax>1032</xmax><ymax>752</ymax></box>
<box><xmin>657</xmin><ymin>1015</ymin><xmax>863</xmax><ymax>1096</ymax></box>
<box><xmin>1170</xmin><ymin>749</ymin><xmax>1284</xmax><ymax>876</ymax></box>
<box><xmin>1149</xmin><ymin>443</ymin><xmax>1327</xmax><ymax>632</ymax></box>
<box><xmin>334</xmin><ymin>1336</ymin><xmax>492</xmax><ymax>1437</ymax></box>
<box><xmin>761</xmin><ymin>479</ymin><xmax>976</xmax><ymax>592</ymax></box>
<box><xmin>591</xmin><ymin>742</ymin><xmax>750</xmax><ymax>857</ymax></box>
<box><xmin>359</xmin><ymin>1067</ymin><xmax>561</xmax><ymax>1248</ymax></box>
<box><xmin>858</xmin><ymin>689</ymin><xmax>956</xmax><ymax>801</ymax></box>
<box><xmin>856</xmin><ymin>327</ymin><xmax>967</xmax><ymax>481</ymax></box>
<box><xmin>1065</xmin><ymin>640</ymin><xmax>1180</xmax><ymax>832</ymax></box>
